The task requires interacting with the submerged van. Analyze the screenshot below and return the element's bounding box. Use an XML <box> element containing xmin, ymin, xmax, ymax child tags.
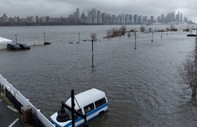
<box><xmin>50</xmin><ymin>88</ymin><xmax>108</xmax><ymax>127</ymax></box>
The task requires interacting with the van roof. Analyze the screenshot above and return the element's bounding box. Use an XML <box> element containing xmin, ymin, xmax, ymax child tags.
<box><xmin>65</xmin><ymin>88</ymin><xmax>106</xmax><ymax>110</ymax></box>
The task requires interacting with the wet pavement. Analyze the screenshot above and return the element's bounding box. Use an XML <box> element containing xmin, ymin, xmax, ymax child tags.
<box><xmin>0</xmin><ymin>98</ymin><xmax>24</xmax><ymax>127</ymax></box>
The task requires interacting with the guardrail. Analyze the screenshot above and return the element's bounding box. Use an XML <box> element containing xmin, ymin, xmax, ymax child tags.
<box><xmin>0</xmin><ymin>74</ymin><xmax>55</xmax><ymax>127</ymax></box>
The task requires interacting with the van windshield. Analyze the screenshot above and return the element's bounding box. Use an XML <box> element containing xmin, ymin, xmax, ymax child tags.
<box><xmin>64</xmin><ymin>107</ymin><xmax>72</xmax><ymax>119</ymax></box>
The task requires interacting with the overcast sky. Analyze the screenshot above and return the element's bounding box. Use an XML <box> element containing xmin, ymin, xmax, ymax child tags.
<box><xmin>0</xmin><ymin>0</ymin><xmax>196</xmax><ymax>22</ymax></box>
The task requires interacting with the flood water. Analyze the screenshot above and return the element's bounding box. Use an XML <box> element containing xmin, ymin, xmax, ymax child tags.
<box><xmin>0</xmin><ymin>25</ymin><xmax>197</xmax><ymax>127</ymax></box>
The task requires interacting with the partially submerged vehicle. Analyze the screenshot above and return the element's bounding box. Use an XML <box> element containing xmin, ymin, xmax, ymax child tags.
<box><xmin>7</xmin><ymin>43</ymin><xmax>30</xmax><ymax>51</ymax></box>
<box><xmin>18</xmin><ymin>43</ymin><xmax>30</xmax><ymax>50</ymax></box>
<box><xmin>187</xmin><ymin>34</ymin><xmax>196</xmax><ymax>37</ymax></box>
<box><xmin>50</xmin><ymin>88</ymin><xmax>108</xmax><ymax>127</ymax></box>
<box><xmin>187</xmin><ymin>30</ymin><xmax>197</xmax><ymax>37</ymax></box>
<box><xmin>7</xmin><ymin>43</ymin><xmax>21</xmax><ymax>50</ymax></box>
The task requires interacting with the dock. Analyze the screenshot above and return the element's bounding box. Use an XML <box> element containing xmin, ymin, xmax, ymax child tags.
<box><xmin>21</xmin><ymin>40</ymin><xmax>51</xmax><ymax>47</ymax></box>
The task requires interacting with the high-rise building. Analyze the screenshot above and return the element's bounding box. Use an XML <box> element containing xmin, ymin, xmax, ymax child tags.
<box><xmin>97</xmin><ymin>10</ymin><xmax>102</xmax><ymax>24</ymax></box>
<box><xmin>129</xmin><ymin>15</ymin><xmax>132</xmax><ymax>24</ymax></box>
<box><xmin>142</xmin><ymin>16</ymin><xmax>147</xmax><ymax>24</ymax></box>
<box><xmin>121</xmin><ymin>13</ymin><xmax>125</xmax><ymax>24</ymax></box>
<box><xmin>91</xmin><ymin>9</ymin><xmax>97</xmax><ymax>24</ymax></box>
<box><xmin>76</xmin><ymin>8</ymin><xmax>80</xmax><ymax>20</ymax></box>
<box><xmin>134</xmin><ymin>14</ymin><xmax>138</xmax><ymax>23</ymax></box>
<box><xmin>180</xmin><ymin>13</ymin><xmax>183</xmax><ymax>22</ymax></box>
<box><xmin>112</xmin><ymin>15</ymin><xmax>116</xmax><ymax>24</ymax></box>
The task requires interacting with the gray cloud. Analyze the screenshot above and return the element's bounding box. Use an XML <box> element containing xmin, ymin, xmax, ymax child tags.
<box><xmin>0</xmin><ymin>0</ymin><xmax>196</xmax><ymax>21</ymax></box>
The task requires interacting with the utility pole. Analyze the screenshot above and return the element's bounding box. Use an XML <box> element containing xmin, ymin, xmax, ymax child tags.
<box><xmin>91</xmin><ymin>40</ymin><xmax>94</xmax><ymax>68</ymax></box>
<box><xmin>71</xmin><ymin>90</ymin><xmax>75</xmax><ymax>127</ymax></box>
<box><xmin>78</xmin><ymin>33</ymin><xmax>80</xmax><ymax>44</ymax></box>
<box><xmin>134</xmin><ymin>31</ymin><xmax>137</xmax><ymax>50</ymax></box>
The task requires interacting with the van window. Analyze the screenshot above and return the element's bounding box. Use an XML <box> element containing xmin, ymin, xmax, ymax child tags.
<box><xmin>77</xmin><ymin>109</ymin><xmax>82</xmax><ymax>114</ymax></box>
<box><xmin>74</xmin><ymin>109</ymin><xmax>82</xmax><ymax>119</ymax></box>
<box><xmin>95</xmin><ymin>98</ymin><xmax>106</xmax><ymax>108</ymax></box>
<box><xmin>84</xmin><ymin>103</ymin><xmax>94</xmax><ymax>113</ymax></box>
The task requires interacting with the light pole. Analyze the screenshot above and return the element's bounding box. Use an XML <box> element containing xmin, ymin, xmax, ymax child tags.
<box><xmin>134</xmin><ymin>31</ymin><xmax>137</xmax><ymax>50</ymax></box>
<box><xmin>91</xmin><ymin>40</ymin><xmax>94</xmax><ymax>68</ymax></box>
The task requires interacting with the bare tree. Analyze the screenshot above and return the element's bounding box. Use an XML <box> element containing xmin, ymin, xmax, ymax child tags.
<box><xmin>119</xmin><ymin>26</ymin><xmax>126</xmax><ymax>35</ymax></box>
<box><xmin>112</xmin><ymin>28</ymin><xmax>117</xmax><ymax>34</ymax></box>
<box><xmin>140</xmin><ymin>26</ymin><xmax>146</xmax><ymax>32</ymax></box>
<box><xmin>90</xmin><ymin>33</ymin><xmax>97</xmax><ymax>42</ymax></box>
<box><xmin>179</xmin><ymin>57</ymin><xmax>197</xmax><ymax>99</ymax></box>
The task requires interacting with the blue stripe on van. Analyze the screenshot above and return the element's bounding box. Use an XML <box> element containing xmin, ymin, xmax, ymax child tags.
<box><xmin>64</xmin><ymin>103</ymin><xmax>108</xmax><ymax>127</ymax></box>
<box><xmin>50</xmin><ymin>118</ymin><xmax>62</xmax><ymax>127</ymax></box>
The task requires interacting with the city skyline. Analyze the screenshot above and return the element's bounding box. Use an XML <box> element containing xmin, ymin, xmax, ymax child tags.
<box><xmin>0</xmin><ymin>8</ymin><xmax>192</xmax><ymax>26</ymax></box>
<box><xmin>0</xmin><ymin>0</ymin><xmax>197</xmax><ymax>22</ymax></box>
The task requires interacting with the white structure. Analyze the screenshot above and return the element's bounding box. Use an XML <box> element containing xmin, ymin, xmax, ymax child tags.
<box><xmin>0</xmin><ymin>37</ymin><xmax>13</xmax><ymax>49</ymax></box>
<box><xmin>50</xmin><ymin>88</ymin><xmax>108</xmax><ymax>127</ymax></box>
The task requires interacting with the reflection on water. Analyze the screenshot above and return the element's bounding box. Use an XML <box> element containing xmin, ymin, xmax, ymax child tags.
<box><xmin>0</xmin><ymin>25</ymin><xmax>197</xmax><ymax>127</ymax></box>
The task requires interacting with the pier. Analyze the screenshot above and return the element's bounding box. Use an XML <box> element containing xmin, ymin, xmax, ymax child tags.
<box><xmin>21</xmin><ymin>40</ymin><xmax>51</xmax><ymax>47</ymax></box>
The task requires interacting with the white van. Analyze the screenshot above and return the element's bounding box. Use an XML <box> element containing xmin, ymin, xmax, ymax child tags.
<box><xmin>50</xmin><ymin>88</ymin><xmax>108</xmax><ymax>127</ymax></box>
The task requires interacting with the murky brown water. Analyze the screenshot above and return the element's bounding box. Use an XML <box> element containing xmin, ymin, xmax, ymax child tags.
<box><xmin>0</xmin><ymin>25</ymin><xmax>197</xmax><ymax>127</ymax></box>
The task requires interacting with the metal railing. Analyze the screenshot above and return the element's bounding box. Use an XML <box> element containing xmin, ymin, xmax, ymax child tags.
<box><xmin>0</xmin><ymin>74</ymin><xmax>55</xmax><ymax>127</ymax></box>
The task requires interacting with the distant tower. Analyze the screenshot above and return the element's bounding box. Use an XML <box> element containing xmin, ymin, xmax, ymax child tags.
<box><xmin>92</xmin><ymin>9</ymin><xmax>97</xmax><ymax>24</ymax></box>
<box><xmin>150</xmin><ymin>16</ymin><xmax>154</xmax><ymax>23</ymax></box>
<box><xmin>180</xmin><ymin>13</ymin><xmax>183</xmax><ymax>22</ymax></box>
<box><xmin>97</xmin><ymin>10</ymin><xmax>102</xmax><ymax>24</ymax></box>
<box><xmin>76</xmin><ymin>8</ymin><xmax>80</xmax><ymax>20</ymax></box>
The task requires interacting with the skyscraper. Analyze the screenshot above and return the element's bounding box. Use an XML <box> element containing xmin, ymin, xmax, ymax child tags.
<box><xmin>76</xmin><ymin>8</ymin><xmax>80</xmax><ymax>20</ymax></box>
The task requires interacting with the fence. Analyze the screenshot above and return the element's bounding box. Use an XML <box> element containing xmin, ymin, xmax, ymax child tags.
<box><xmin>0</xmin><ymin>74</ymin><xmax>55</xmax><ymax>127</ymax></box>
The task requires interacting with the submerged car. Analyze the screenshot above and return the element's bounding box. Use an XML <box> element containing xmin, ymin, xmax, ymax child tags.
<box><xmin>7</xmin><ymin>43</ymin><xmax>21</xmax><ymax>50</ymax></box>
<box><xmin>18</xmin><ymin>43</ymin><xmax>30</xmax><ymax>50</ymax></box>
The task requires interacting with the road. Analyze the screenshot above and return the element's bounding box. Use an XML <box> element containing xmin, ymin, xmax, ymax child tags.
<box><xmin>0</xmin><ymin>98</ymin><xmax>24</xmax><ymax>127</ymax></box>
